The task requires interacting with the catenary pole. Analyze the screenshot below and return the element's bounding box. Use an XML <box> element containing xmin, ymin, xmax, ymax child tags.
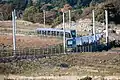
<box><xmin>43</xmin><ymin>10</ymin><xmax>46</xmax><ymax>28</ymax></box>
<box><xmin>12</xmin><ymin>9</ymin><xmax>16</xmax><ymax>56</ymax></box>
<box><xmin>105</xmin><ymin>10</ymin><xmax>109</xmax><ymax>44</ymax></box>
<box><xmin>63</xmin><ymin>12</ymin><xmax>66</xmax><ymax>54</ymax></box>
<box><xmin>92</xmin><ymin>10</ymin><xmax>96</xmax><ymax>41</ymax></box>
<box><xmin>69</xmin><ymin>10</ymin><xmax>71</xmax><ymax>28</ymax></box>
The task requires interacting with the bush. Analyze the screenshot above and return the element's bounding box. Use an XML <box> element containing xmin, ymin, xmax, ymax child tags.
<box><xmin>23</xmin><ymin>6</ymin><xmax>39</xmax><ymax>22</ymax></box>
<box><xmin>80</xmin><ymin>77</ymin><xmax>92</xmax><ymax>80</ymax></box>
<box><xmin>33</xmin><ymin>13</ymin><xmax>43</xmax><ymax>23</ymax></box>
<box><xmin>59</xmin><ymin>63</ymin><xmax>69</xmax><ymax>68</ymax></box>
<box><xmin>0</xmin><ymin>4</ymin><xmax>13</xmax><ymax>20</ymax></box>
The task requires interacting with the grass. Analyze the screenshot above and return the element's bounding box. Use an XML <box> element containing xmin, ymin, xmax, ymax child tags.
<box><xmin>1</xmin><ymin>52</ymin><xmax>120</xmax><ymax>77</ymax></box>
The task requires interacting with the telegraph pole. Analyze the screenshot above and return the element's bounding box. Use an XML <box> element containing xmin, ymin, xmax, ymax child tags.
<box><xmin>92</xmin><ymin>10</ymin><xmax>96</xmax><ymax>41</ymax></box>
<box><xmin>68</xmin><ymin>10</ymin><xmax>71</xmax><ymax>28</ymax></box>
<box><xmin>43</xmin><ymin>10</ymin><xmax>46</xmax><ymax>28</ymax></box>
<box><xmin>105</xmin><ymin>10</ymin><xmax>109</xmax><ymax>44</ymax></box>
<box><xmin>92</xmin><ymin>10</ymin><xmax>96</xmax><ymax>51</ymax></box>
<box><xmin>63</xmin><ymin>12</ymin><xmax>66</xmax><ymax>54</ymax></box>
<box><xmin>12</xmin><ymin>9</ymin><xmax>16</xmax><ymax>56</ymax></box>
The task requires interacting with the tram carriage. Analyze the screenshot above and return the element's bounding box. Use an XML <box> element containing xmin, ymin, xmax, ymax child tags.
<box><xmin>36</xmin><ymin>28</ymin><xmax>74</xmax><ymax>38</ymax></box>
<box><xmin>66</xmin><ymin>33</ymin><xmax>103</xmax><ymax>51</ymax></box>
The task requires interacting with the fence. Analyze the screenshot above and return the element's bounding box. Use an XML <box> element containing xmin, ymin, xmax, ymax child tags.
<box><xmin>0</xmin><ymin>44</ymin><xmax>63</xmax><ymax>58</ymax></box>
<box><xmin>0</xmin><ymin>42</ymin><xmax>108</xmax><ymax>59</ymax></box>
<box><xmin>0</xmin><ymin>40</ymin><xmax>116</xmax><ymax>63</ymax></box>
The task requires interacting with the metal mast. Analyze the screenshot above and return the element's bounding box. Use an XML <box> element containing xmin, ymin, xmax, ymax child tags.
<box><xmin>92</xmin><ymin>10</ymin><xmax>96</xmax><ymax>41</ymax></box>
<box><xmin>12</xmin><ymin>9</ymin><xmax>17</xmax><ymax>55</ymax></box>
<box><xmin>69</xmin><ymin>10</ymin><xmax>71</xmax><ymax>28</ymax></box>
<box><xmin>63</xmin><ymin>12</ymin><xmax>66</xmax><ymax>54</ymax></box>
<box><xmin>43</xmin><ymin>10</ymin><xmax>46</xmax><ymax>28</ymax></box>
<box><xmin>105</xmin><ymin>10</ymin><xmax>109</xmax><ymax>44</ymax></box>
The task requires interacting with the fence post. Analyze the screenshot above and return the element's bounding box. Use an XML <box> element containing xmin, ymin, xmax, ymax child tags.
<box><xmin>58</xmin><ymin>44</ymin><xmax>60</xmax><ymax>54</ymax></box>
<box><xmin>33</xmin><ymin>48</ymin><xmax>35</xmax><ymax>56</ymax></box>
<box><xmin>54</xmin><ymin>46</ymin><xmax>56</xmax><ymax>54</ymax></box>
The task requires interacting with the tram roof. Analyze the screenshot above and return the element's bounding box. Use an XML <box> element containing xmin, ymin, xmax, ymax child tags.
<box><xmin>36</xmin><ymin>28</ymin><xmax>71</xmax><ymax>33</ymax></box>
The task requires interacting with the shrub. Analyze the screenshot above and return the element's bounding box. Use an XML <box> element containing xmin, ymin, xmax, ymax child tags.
<box><xmin>80</xmin><ymin>77</ymin><xmax>92</xmax><ymax>80</ymax></box>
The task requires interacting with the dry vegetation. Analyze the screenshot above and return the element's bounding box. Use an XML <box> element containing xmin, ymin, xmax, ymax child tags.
<box><xmin>0</xmin><ymin>20</ymin><xmax>51</xmax><ymax>29</ymax></box>
<box><xmin>1</xmin><ymin>52</ymin><xmax>120</xmax><ymax>79</ymax></box>
<box><xmin>0</xmin><ymin>35</ymin><xmax>62</xmax><ymax>49</ymax></box>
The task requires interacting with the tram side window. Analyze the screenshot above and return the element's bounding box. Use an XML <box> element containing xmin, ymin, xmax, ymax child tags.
<box><xmin>60</xmin><ymin>32</ymin><xmax>63</xmax><ymax>36</ymax></box>
<box><xmin>37</xmin><ymin>30</ymin><xmax>41</xmax><ymax>34</ymax></box>
<box><xmin>65</xmin><ymin>32</ymin><xmax>71</xmax><ymax>38</ymax></box>
<box><xmin>82</xmin><ymin>37</ymin><xmax>89</xmax><ymax>45</ymax></box>
<box><xmin>53</xmin><ymin>31</ymin><xmax>56</xmax><ymax>36</ymax></box>
<box><xmin>71</xmin><ymin>30</ymin><xmax>76</xmax><ymax>38</ymax></box>
<box><xmin>39</xmin><ymin>31</ymin><xmax>41</xmax><ymax>34</ymax></box>
<box><xmin>51</xmin><ymin>31</ymin><xmax>54</xmax><ymax>36</ymax></box>
<box><xmin>48</xmin><ymin>31</ymin><xmax>50</xmax><ymax>35</ymax></box>
<box><xmin>42</xmin><ymin>31</ymin><xmax>44</xmax><ymax>35</ymax></box>
<box><xmin>45</xmin><ymin>31</ymin><xmax>47</xmax><ymax>35</ymax></box>
<box><xmin>57</xmin><ymin>32</ymin><xmax>59</xmax><ymax>36</ymax></box>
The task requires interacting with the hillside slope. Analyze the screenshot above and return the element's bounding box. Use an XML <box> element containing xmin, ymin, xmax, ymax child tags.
<box><xmin>0</xmin><ymin>0</ymin><xmax>120</xmax><ymax>25</ymax></box>
<box><xmin>81</xmin><ymin>0</ymin><xmax>120</xmax><ymax>24</ymax></box>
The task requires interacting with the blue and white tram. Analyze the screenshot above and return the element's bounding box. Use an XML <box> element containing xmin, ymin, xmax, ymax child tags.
<box><xmin>36</xmin><ymin>28</ymin><xmax>103</xmax><ymax>52</ymax></box>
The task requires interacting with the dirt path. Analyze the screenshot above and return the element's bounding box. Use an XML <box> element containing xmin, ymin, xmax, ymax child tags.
<box><xmin>0</xmin><ymin>75</ymin><xmax>4</xmax><ymax>80</ymax></box>
<box><xmin>5</xmin><ymin>75</ymin><xmax>120</xmax><ymax>80</ymax></box>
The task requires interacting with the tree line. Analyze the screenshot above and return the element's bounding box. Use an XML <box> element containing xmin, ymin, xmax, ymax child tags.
<box><xmin>0</xmin><ymin>0</ymin><xmax>120</xmax><ymax>26</ymax></box>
